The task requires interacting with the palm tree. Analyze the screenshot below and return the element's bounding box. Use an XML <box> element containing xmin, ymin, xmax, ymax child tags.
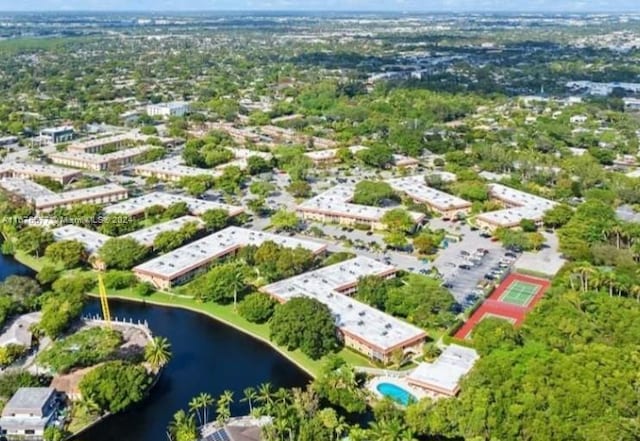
<box><xmin>189</xmin><ymin>393</ymin><xmax>213</xmax><ymax>426</ymax></box>
<box><xmin>216</xmin><ymin>390</ymin><xmax>234</xmax><ymax>424</ymax></box>
<box><xmin>229</xmin><ymin>264</ymin><xmax>245</xmax><ymax>311</ymax></box>
<box><xmin>257</xmin><ymin>382</ymin><xmax>274</xmax><ymax>407</ymax></box>
<box><xmin>145</xmin><ymin>336</ymin><xmax>172</xmax><ymax>370</ymax></box>
<box><xmin>199</xmin><ymin>393</ymin><xmax>214</xmax><ymax>425</ymax></box>
<box><xmin>76</xmin><ymin>394</ymin><xmax>101</xmax><ymax>417</ymax></box>
<box><xmin>241</xmin><ymin>387</ymin><xmax>257</xmax><ymax>414</ymax></box>
<box><xmin>188</xmin><ymin>396</ymin><xmax>203</xmax><ymax>426</ymax></box>
<box><xmin>167</xmin><ymin>410</ymin><xmax>197</xmax><ymax>441</ymax></box>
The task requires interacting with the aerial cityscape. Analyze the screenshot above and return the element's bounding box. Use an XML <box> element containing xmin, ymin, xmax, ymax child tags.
<box><xmin>0</xmin><ymin>5</ymin><xmax>638</xmax><ymax>441</ymax></box>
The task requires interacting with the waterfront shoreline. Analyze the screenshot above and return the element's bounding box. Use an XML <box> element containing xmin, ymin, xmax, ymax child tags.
<box><xmin>88</xmin><ymin>292</ymin><xmax>319</xmax><ymax>379</ymax></box>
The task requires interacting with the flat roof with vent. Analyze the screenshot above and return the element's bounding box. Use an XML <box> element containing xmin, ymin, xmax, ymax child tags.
<box><xmin>297</xmin><ymin>184</ymin><xmax>424</xmax><ymax>223</ymax></box>
<box><xmin>133</xmin><ymin>226</ymin><xmax>327</xmax><ymax>281</ymax></box>
<box><xmin>103</xmin><ymin>192</ymin><xmax>244</xmax><ymax>217</ymax></box>
<box><xmin>51</xmin><ymin>225</ymin><xmax>110</xmax><ymax>254</ymax></box>
<box><xmin>122</xmin><ymin>216</ymin><xmax>204</xmax><ymax>247</ymax></box>
<box><xmin>477</xmin><ymin>183</ymin><xmax>557</xmax><ymax>227</ymax></box>
<box><xmin>387</xmin><ymin>175</ymin><xmax>472</xmax><ymax>211</ymax></box>
<box><xmin>262</xmin><ymin>256</ymin><xmax>426</xmax><ymax>353</ymax></box>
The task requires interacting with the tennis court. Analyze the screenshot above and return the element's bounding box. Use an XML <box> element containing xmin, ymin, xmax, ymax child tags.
<box><xmin>454</xmin><ymin>273</ymin><xmax>550</xmax><ymax>340</ymax></box>
<box><xmin>499</xmin><ymin>280</ymin><xmax>540</xmax><ymax>306</ymax></box>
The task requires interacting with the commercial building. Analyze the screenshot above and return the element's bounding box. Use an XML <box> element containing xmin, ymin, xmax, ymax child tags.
<box><xmin>122</xmin><ymin>216</ymin><xmax>204</xmax><ymax>247</ymax></box>
<box><xmin>387</xmin><ymin>175</ymin><xmax>472</xmax><ymax>218</ymax></box>
<box><xmin>51</xmin><ymin>225</ymin><xmax>109</xmax><ymax>255</ymax></box>
<box><xmin>133</xmin><ymin>226</ymin><xmax>327</xmax><ymax>289</ymax></box>
<box><xmin>48</xmin><ymin>146</ymin><xmax>153</xmax><ymax>172</ymax></box>
<box><xmin>102</xmin><ymin>192</ymin><xmax>244</xmax><ymax>218</ymax></box>
<box><xmin>0</xmin><ymin>387</ymin><xmax>61</xmax><ymax>440</ymax></box>
<box><xmin>407</xmin><ymin>345</ymin><xmax>479</xmax><ymax>397</ymax></box>
<box><xmin>146</xmin><ymin>101</ymin><xmax>190</xmax><ymax>118</ymax></box>
<box><xmin>39</xmin><ymin>126</ymin><xmax>74</xmax><ymax>144</ymax></box>
<box><xmin>0</xmin><ymin>162</ymin><xmax>82</xmax><ymax>185</ymax></box>
<box><xmin>475</xmin><ymin>184</ymin><xmax>557</xmax><ymax>231</ymax></box>
<box><xmin>34</xmin><ymin>184</ymin><xmax>128</xmax><ymax>213</ymax></box>
<box><xmin>297</xmin><ymin>184</ymin><xmax>425</xmax><ymax>230</ymax></box>
<box><xmin>262</xmin><ymin>256</ymin><xmax>426</xmax><ymax>362</ymax></box>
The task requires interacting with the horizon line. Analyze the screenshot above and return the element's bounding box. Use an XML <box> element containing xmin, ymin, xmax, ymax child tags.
<box><xmin>1</xmin><ymin>9</ymin><xmax>640</xmax><ymax>14</ymax></box>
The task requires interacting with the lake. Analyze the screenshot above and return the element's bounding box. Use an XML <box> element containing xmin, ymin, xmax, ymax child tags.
<box><xmin>0</xmin><ymin>253</ymin><xmax>311</xmax><ymax>441</ymax></box>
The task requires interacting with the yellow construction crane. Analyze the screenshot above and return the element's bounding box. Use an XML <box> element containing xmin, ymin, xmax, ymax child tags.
<box><xmin>97</xmin><ymin>272</ymin><xmax>112</xmax><ymax>327</ymax></box>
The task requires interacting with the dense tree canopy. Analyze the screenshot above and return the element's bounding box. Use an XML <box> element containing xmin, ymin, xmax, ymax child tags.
<box><xmin>270</xmin><ymin>297</ymin><xmax>339</xmax><ymax>359</ymax></box>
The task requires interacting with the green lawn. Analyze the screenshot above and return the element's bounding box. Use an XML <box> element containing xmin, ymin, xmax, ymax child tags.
<box><xmin>14</xmin><ymin>252</ymin><xmax>376</xmax><ymax>377</ymax></box>
<box><xmin>92</xmin><ymin>288</ymin><xmax>374</xmax><ymax>378</ymax></box>
<box><xmin>13</xmin><ymin>250</ymin><xmax>63</xmax><ymax>272</ymax></box>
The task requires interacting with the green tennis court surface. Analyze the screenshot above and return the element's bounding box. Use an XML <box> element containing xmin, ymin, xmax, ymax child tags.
<box><xmin>499</xmin><ymin>281</ymin><xmax>539</xmax><ymax>306</ymax></box>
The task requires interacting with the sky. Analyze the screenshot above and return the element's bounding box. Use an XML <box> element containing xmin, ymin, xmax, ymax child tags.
<box><xmin>0</xmin><ymin>0</ymin><xmax>638</xmax><ymax>12</ymax></box>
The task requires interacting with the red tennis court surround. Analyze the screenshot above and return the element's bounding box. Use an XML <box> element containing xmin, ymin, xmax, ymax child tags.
<box><xmin>454</xmin><ymin>273</ymin><xmax>550</xmax><ymax>340</ymax></box>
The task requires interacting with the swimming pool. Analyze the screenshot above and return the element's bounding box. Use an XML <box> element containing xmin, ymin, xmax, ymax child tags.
<box><xmin>376</xmin><ymin>382</ymin><xmax>416</xmax><ymax>406</ymax></box>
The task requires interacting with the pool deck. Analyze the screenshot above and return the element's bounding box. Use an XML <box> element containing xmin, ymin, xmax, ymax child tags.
<box><xmin>368</xmin><ymin>376</ymin><xmax>431</xmax><ymax>403</ymax></box>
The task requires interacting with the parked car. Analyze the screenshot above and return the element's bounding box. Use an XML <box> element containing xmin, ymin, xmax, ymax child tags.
<box><xmin>505</xmin><ymin>252</ymin><xmax>517</xmax><ymax>258</ymax></box>
<box><xmin>459</xmin><ymin>264</ymin><xmax>472</xmax><ymax>270</ymax></box>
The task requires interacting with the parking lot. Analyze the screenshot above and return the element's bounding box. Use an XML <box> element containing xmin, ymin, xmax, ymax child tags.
<box><xmin>429</xmin><ymin>219</ymin><xmax>517</xmax><ymax>305</ymax></box>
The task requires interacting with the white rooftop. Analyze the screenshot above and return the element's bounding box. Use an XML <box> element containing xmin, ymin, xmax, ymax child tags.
<box><xmin>51</xmin><ymin>225</ymin><xmax>109</xmax><ymax>254</ymax></box>
<box><xmin>387</xmin><ymin>175</ymin><xmax>472</xmax><ymax>211</ymax></box>
<box><xmin>298</xmin><ymin>184</ymin><xmax>424</xmax><ymax>223</ymax></box>
<box><xmin>67</xmin><ymin>131</ymin><xmax>150</xmax><ymax>152</ymax></box>
<box><xmin>34</xmin><ymin>183</ymin><xmax>127</xmax><ymax>209</ymax></box>
<box><xmin>49</xmin><ymin>145</ymin><xmax>152</xmax><ymax>164</ymax></box>
<box><xmin>134</xmin><ymin>226</ymin><xmax>326</xmax><ymax>281</ymax></box>
<box><xmin>263</xmin><ymin>256</ymin><xmax>426</xmax><ymax>353</ymax></box>
<box><xmin>0</xmin><ymin>162</ymin><xmax>81</xmax><ymax>179</ymax></box>
<box><xmin>477</xmin><ymin>183</ymin><xmax>557</xmax><ymax>226</ymax></box>
<box><xmin>408</xmin><ymin>344</ymin><xmax>479</xmax><ymax>394</ymax></box>
<box><xmin>135</xmin><ymin>156</ymin><xmax>222</xmax><ymax>179</ymax></box>
<box><xmin>0</xmin><ymin>312</ymin><xmax>41</xmax><ymax>347</ymax></box>
<box><xmin>0</xmin><ymin>178</ymin><xmax>57</xmax><ymax>201</ymax></box>
<box><xmin>103</xmin><ymin>192</ymin><xmax>244</xmax><ymax>217</ymax></box>
<box><xmin>123</xmin><ymin>216</ymin><xmax>204</xmax><ymax>247</ymax></box>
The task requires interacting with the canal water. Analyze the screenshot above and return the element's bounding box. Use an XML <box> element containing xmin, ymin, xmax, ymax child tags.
<box><xmin>0</xmin><ymin>254</ymin><xmax>311</xmax><ymax>441</ymax></box>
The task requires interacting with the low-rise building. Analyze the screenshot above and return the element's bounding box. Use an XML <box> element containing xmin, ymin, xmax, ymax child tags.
<box><xmin>102</xmin><ymin>192</ymin><xmax>244</xmax><ymax>218</ymax></box>
<box><xmin>297</xmin><ymin>184</ymin><xmax>425</xmax><ymax>230</ymax></box>
<box><xmin>67</xmin><ymin>132</ymin><xmax>149</xmax><ymax>154</ymax></box>
<box><xmin>48</xmin><ymin>146</ymin><xmax>153</xmax><ymax>172</ymax></box>
<box><xmin>199</xmin><ymin>416</ymin><xmax>272</xmax><ymax>441</ymax></box>
<box><xmin>34</xmin><ymin>183</ymin><xmax>128</xmax><ymax>213</ymax></box>
<box><xmin>0</xmin><ymin>178</ymin><xmax>58</xmax><ymax>202</ymax></box>
<box><xmin>0</xmin><ymin>162</ymin><xmax>82</xmax><ymax>185</ymax></box>
<box><xmin>135</xmin><ymin>149</ymin><xmax>271</xmax><ymax>182</ymax></box>
<box><xmin>122</xmin><ymin>216</ymin><xmax>204</xmax><ymax>247</ymax></box>
<box><xmin>475</xmin><ymin>184</ymin><xmax>556</xmax><ymax>231</ymax></box>
<box><xmin>51</xmin><ymin>225</ymin><xmax>110</xmax><ymax>255</ymax></box>
<box><xmin>146</xmin><ymin>101</ymin><xmax>189</xmax><ymax>118</ymax></box>
<box><xmin>407</xmin><ymin>345</ymin><xmax>478</xmax><ymax>397</ymax></box>
<box><xmin>262</xmin><ymin>256</ymin><xmax>426</xmax><ymax>362</ymax></box>
<box><xmin>134</xmin><ymin>156</ymin><xmax>222</xmax><ymax>182</ymax></box>
<box><xmin>133</xmin><ymin>227</ymin><xmax>327</xmax><ymax>289</ymax></box>
<box><xmin>387</xmin><ymin>175</ymin><xmax>472</xmax><ymax>218</ymax></box>
<box><xmin>0</xmin><ymin>387</ymin><xmax>61</xmax><ymax>440</ymax></box>
<box><xmin>39</xmin><ymin>126</ymin><xmax>74</xmax><ymax>144</ymax></box>
<box><xmin>0</xmin><ymin>312</ymin><xmax>41</xmax><ymax>348</ymax></box>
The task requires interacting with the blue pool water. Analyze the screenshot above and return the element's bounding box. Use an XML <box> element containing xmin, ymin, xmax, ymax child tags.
<box><xmin>376</xmin><ymin>382</ymin><xmax>416</xmax><ymax>406</ymax></box>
